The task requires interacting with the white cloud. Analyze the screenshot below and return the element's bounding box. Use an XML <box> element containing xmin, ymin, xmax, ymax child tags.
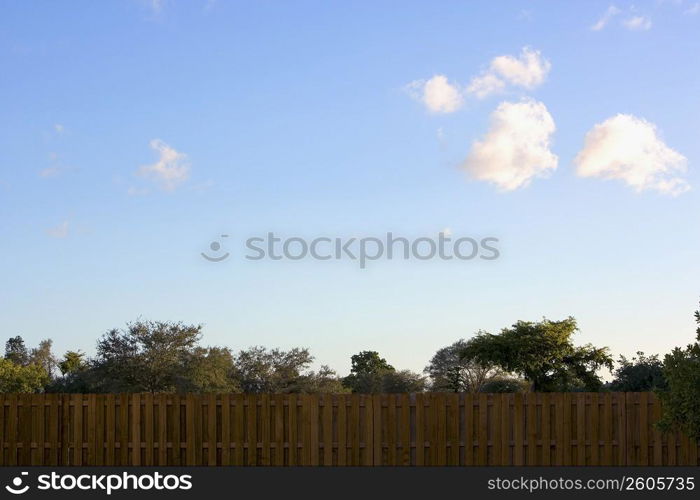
<box><xmin>463</xmin><ymin>98</ymin><xmax>558</xmax><ymax>191</ymax></box>
<box><xmin>46</xmin><ymin>220</ymin><xmax>69</xmax><ymax>239</ymax></box>
<box><xmin>137</xmin><ymin>139</ymin><xmax>190</xmax><ymax>191</ymax></box>
<box><xmin>575</xmin><ymin>114</ymin><xmax>689</xmax><ymax>196</ymax></box>
<box><xmin>466</xmin><ymin>72</ymin><xmax>506</xmax><ymax>99</ymax></box>
<box><xmin>54</xmin><ymin>124</ymin><xmax>65</xmax><ymax>134</ymax></box>
<box><xmin>405</xmin><ymin>75</ymin><xmax>464</xmax><ymax>113</ymax></box>
<box><xmin>591</xmin><ymin>5</ymin><xmax>621</xmax><ymax>30</ymax></box>
<box><xmin>466</xmin><ymin>47</ymin><xmax>551</xmax><ymax>99</ymax></box>
<box><xmin>623</xmin><ymin>15</ymin><xmax>652</xmax><ymax>30</ymax></box>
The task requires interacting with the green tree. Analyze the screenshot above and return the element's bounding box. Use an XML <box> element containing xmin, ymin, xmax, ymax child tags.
<box><xmin>290</xmin><ymin>365</ymin><xmax>349</xmax><ymax>393</ymax></box>
<box><xmin>0</xmin><ymin>358</ymin><xmax>49</xmax><ymax>392</ymax></box>
<box><xmin>380</xmin><ymin>369</ymin><xmax>427</xmax><ymax>393</ymax></box>
<box><xmin>90</xmin><ymin>320</ymin><xmax>202</xmax><ymax>392</ymax></box>
<box><xmin>232</xmin><ymin>346</ymin><xmax>315</xmax><ymax>393</ymax></box>
<box><xmin>5</xmin><ymin>336</ymin><xmax>29</xmax><ymax>366</ymax></box>
<box><xmin>462</xmin><ymin>317</ymin><xmax>613</xmax><ymax>392</ymax></box>
<box><xmin>425</xmin><ymin>339</ymin><xmax>500</xmax><ymax>392</ymax></box>
<box><xmin>608</xmin><ymin>352</ymin><xmax>666</xmax><ymax>392</ymax></box>
<box><xmin>58</xmin><ymin>351</ymin><xmax>87</xmax><ymax>376</ymax></box>
<box><xmin>177</xmin><ymin>347</ymin><xmax>239</xmax><ymax>393</ymax></box>
<box><xmin>658</xmin><ymin>303</ymin><xmax>700</xmax><ymax>438</ymax></box>
<box><xmin>30</xmin><ymin>339</ymin><xmax>57</xmax><ymax>379</ymax></box>
<box><xmin>342</xmin><ymin>351</ymin><xmax>395</xmax><ymax>393</ymax></box>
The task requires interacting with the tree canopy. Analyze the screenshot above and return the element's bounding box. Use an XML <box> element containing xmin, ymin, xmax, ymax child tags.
<box><xmin>461</xmin><ymin>317</ymin><xmax>613</xmax><ymax>391</ymax></box>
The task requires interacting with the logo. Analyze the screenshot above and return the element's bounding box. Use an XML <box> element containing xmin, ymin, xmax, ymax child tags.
<box><xmin>5</xmin><ymin>472</ymin><xmax>29</xmax><ymax>495</ymax></box>
<box><xmin>201</xmin><ymin>234</ymin><xmax>230</xmax><ymax>262</ymax></box>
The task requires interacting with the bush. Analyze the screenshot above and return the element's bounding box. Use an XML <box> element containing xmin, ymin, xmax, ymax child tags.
<box><xmin>658</xmin><ymin>304</ymin><xmax>700</xmax><ymax>438</ymax></box>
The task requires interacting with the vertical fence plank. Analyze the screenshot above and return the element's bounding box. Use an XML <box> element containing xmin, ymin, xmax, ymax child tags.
<box><xmin>73</xmin><ymin>394</ymin><xmax>83</xmax><ymax>466</ymax></box>
<box><xmin>171</xmin><ymin>395</ymin><xmax>181</xmax><ymax>466</ymax></box>
<box><xmin>372</xmin><ymin>394</ymin><xmax>382</xmax><ymax>465</ymax></box>
<box><xmin>207</xmin><ymin>394</ymin><xmax>217</xmax><ymax>466</ymax></box>
<box><xmin>527</xmin><ymin>393</ymin><xmax>538</xmax><ymax>465</ymax></box>
<box><xmin>414</xmin><ymin>394</ymin><xmax>424</xmax><ymax>466</ymax></box>
<box><xmin>541</xmin><ymin>393</ymin><xmax>550</xmax><ymax>466</ymax></box>
<box><xmin>639</xmin><ymin>392</ymin><xmax>648</xmax><ymax>466</ymax></box>
<box><xmin>477</xmin><ymin>393</ymin><xmax>488</xmax><ymax>465</ymax></box>
<box><xmin>288</xmin><ymin>394</ymin><xmax>297</xmax><ymax>466</ymax></box>
<box><xmin>463</xmin><ymin>393</ymin><xmax>473</xmax><ymax>466</ymax></box>
<box><xmin>221</xmin><ymin>394</ymin><xmax>230</xmax><ymax>466</ymax></box>
<box><xmin>158</xmin><ymin>394</ymin><xmax>167</xmax><ymax>466</ymax></box>
<box><xmin>576</xmin><ymin>393</ymin><xmax>586</xmax><ymax>466</ymax></box>
<box><xmin>492</xmin><ymin>393</ymin><xmax>502</xmax><ymax>466</ymax></box>
<box><xmin>185</xmin><ymin>394</ymin><xmax>196</xmax><ymax>466</ymax></box>
<box><xmin>273</xmin><ymin>394</ymin><xmax>284</xmax><ymax>466</ymax></box>
<box><xmin>143</xmin><ymin>393</ymin><xmax>153</xmax><ymax>466</ymax></box>
<box><xmin>87</xmin><ymin>394</ymin><xmax>97</xmax><ymax>466</ymax></box>
<box><xmin>322</xmin><ymin>394</ymin><xmax>333</xmax><ymax>466</ymax></box>
<box><xmin>590</xmin><ymin>393</ymin><xmax>599</xmax><ymax>466</ymax></box>
<box><xmin>337</xmin><ymin>395</ymin><xmax>347</xmax><ymax>466</ymax></box>
<box><xmin>399</xmin><ymin>394</ymin><xmax>409</xmax><ymax>466</ymax></box>
<box><xmin>500</xmin><ymin>394</ymin><xmax>510</xmax><ymax>466</ymax></box>
<box><xmin>33</xmin><ymin>394</ymin><xmax>45</xmax><ymax>465</ymax></box>
<box><xmin>651</xmin><ymin>394</ymin><xmax>662</xmax><ymax>466</ymax></box>
<box><xmin>130</xmin><ymin>394</ymin><xmax>140</xmax><ymax>466</ymax></box>
<box><xmin>233</xmin><ymin>394</ymin><xmax>244</xmax><ymax>466</ymax></box>
<box><xmin>386</xmin><ymin>394</ymin><xmax>397</xmax><ymax>466</ymax></box>
<box><xmin>117</xmin><ymin>394</ymin><xmax>128</xmax><ymax>466</ymax></box>
<box><xmin>47</xmin><ymin>394</ymin><xmax>58</xmax><ymax>466</ymax></box>
<box><xmin>513</xmin><ymin>393</ymin><xmax>524</xmax><ymax>466</ymax></box>
<box><xmin>260</xmin><ymin>394</ymin><xmax>270</xmax><ymax>466</ymax></box>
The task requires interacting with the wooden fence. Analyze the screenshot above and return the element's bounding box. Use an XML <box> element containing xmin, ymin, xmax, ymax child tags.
<box><xmin>0</xmin><ymin>393</ymin><xmax>697</xmax><ymax>466</ymax></box>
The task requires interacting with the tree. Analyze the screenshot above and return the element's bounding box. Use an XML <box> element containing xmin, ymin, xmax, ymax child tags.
<box><xmin>0</xmin><ymin>358</ymin><xmax>49</xmax><ymax>392</ymax></box>
<box><xmin>290</xmin><ymin>365</ymin><xmax>349</xmax><ymax>393</ymax></box>
<box><xmin>342</xmin><ymin>351</ymin><xmax>395</xmax><ymax>393</ymax></box>
<box><xmin>480</xmin><ymin>376</ymin><xmax>529</xmax><ymax>393</ymax></box>
<box><xmin>30</xmin><ymin>339</ymin><xmax>57</xmax><ymax>379</ymax></box>
<box><xmin>425</xmin><ymin>339</ymin><xmax>500</xmax><ymax>392</ymax></box>
<box><xmin>232</xmin><ymin>346</ymin><xmax>315</xmax><ymax>393</ymax></box>
<box><xmin>658</xmin><ymin>302</ymin><xmax>700</xmax><ymax>438</ymax></box>
<box><xmin>608</xmin><ymin>352</ymin><xmax>666</xmax><ymax>392</ymax></box>
<box><xmin>5</xmin><ymin>336</ymin><xmax>29</xmax><ymax>366</ymax></box>
<box><xmin>58</xmin><ymin>351</ymin><xmax>87</xmax><ymax>376</ymax></box>
<box><xmin>380</xmin><ymin>369</ymin><xmax>427</xmax><ymax>393</ymax></box>
<box><xmin>177</xmin><ymin>347</ymin><xmax>239</xmax><ymax>393</ymax></box>
<box><xmin>462</xmin><ymin>317</ymin><xmax>613</xmax><ymax>392</ymax></box>
<box><xmin>89</xmin><ymin>321</ymin><xmax>202</xmax><ymax>392</ymax></box>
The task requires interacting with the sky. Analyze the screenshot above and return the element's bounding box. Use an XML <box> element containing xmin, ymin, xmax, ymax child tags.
<box><xmin>1</xmin><ymin>0</ymin><xmax>699</xmax><ymax>376</ymax></box>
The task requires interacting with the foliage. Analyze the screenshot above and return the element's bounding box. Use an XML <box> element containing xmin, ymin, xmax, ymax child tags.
<box><xmin>88</xmin><ymin>320</ymin><xmax>203</xmax><ymax>392</ymax></box>
<box><xmin>177</xmin><ymin>347</ymin><xmax>239</xmax><ymax>393</ymax></box>
<box><xmin>462</xmin><ymin>317</ymin><xmax>613</xmax><ymax>392</ymax></box>
<box><xmin>342</xmin><ymin>351</ymin><xmax>395</xmax><ymax>393</ymax></box>
<box><xmin>608</xmin><ymin>352</ymin><xmax>666</xmax><ymax>392</ymax></box>
<box><xmin>5</xmin><ymin>336</ymin><xmax>29</xmax><ymax>366</ymax></box>
<box><xmin>425</xmin><ymin>339</ymin><xmax>500</xmax><ymax>392</ymax></box>
<box><xmin>480</xmin><ymin>376</ymin><xmax>529</xmax><ymax>393</ymax></box>
<box><xmin>30</xmin><ymin>339</ymin><xmax>57</xmax><ymax>378</ymax></box>
<box><xmin>0</xmin><ymin>358</ymin><xmax>49</xmax><ymax>393</ymax></box>
<box><xmin>658</xmin><ymin>303</ymin><xmax>700</xmax><ymax>438</ymax></box>
<box><xmin>58</xmin><ymin>351</ymin><xmax>87</xmax><ymax>376</ymax></box>
<box><xmin>380</xmin><ymin>369</ymin><xmax>427</xmax><ymax>393</ymax></box>
<box><xmin>233</xmin><ymin>346</ymin><xmax>317</xmax><ymax>393</ymax></box>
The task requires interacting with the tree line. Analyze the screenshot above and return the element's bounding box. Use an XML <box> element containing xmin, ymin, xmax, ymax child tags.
<box><xmin>2</xmin><ymin>303</ymin><xmax>699</xmax><ymax>437</ymax></box>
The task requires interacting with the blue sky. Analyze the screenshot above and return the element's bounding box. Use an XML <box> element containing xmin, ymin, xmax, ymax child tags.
<box><xmin>1</xmin><ymin>0</ymin><xmax>699</xmax><ymax>375</ymax></box>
